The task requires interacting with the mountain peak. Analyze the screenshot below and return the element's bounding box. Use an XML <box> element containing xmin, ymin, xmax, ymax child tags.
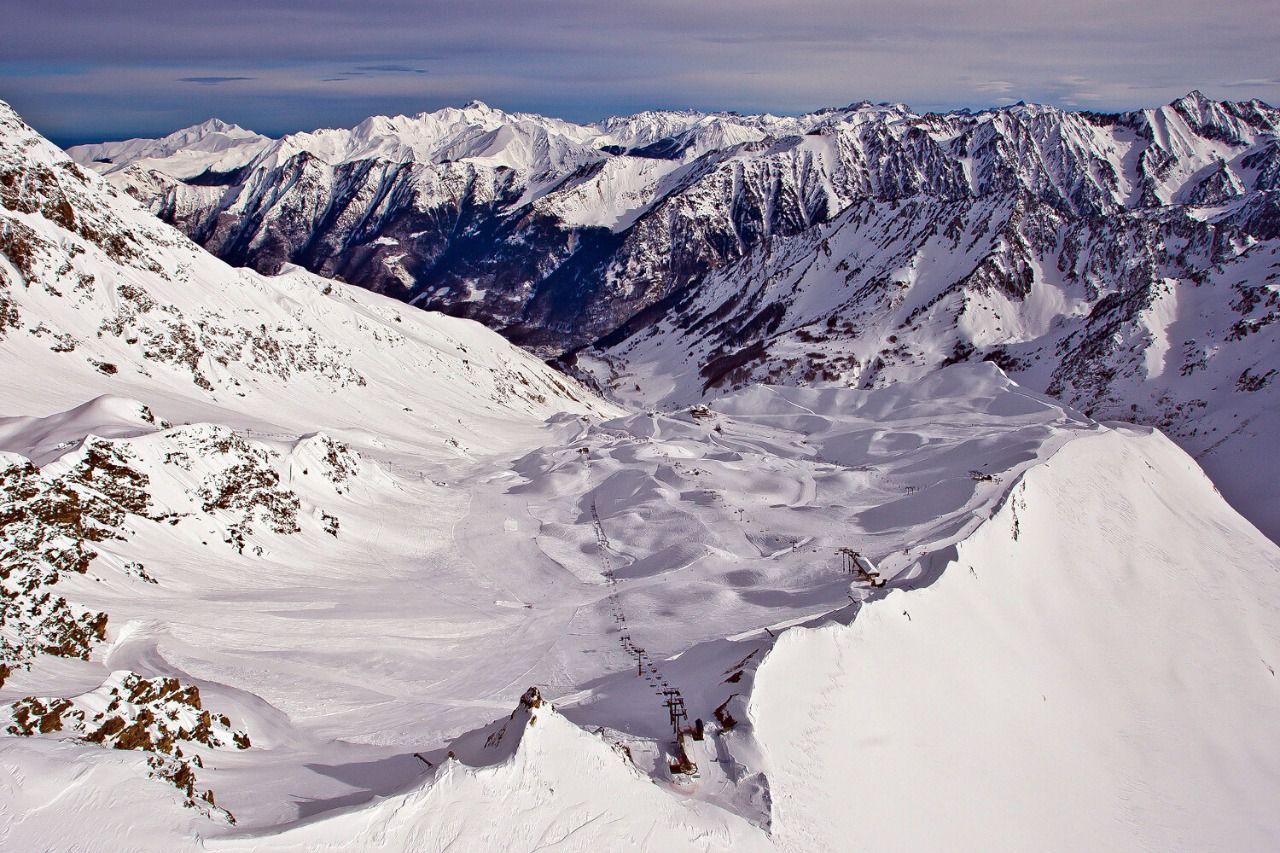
<box><xmin>190</xmin><ymin>118</ymin><xmax>237</xmax><ymax>134</ymax></box>
<box><xmin>1170</xmin><ymin>89</ymin><xmax>1215</xmax><ymax>114</ymax></box>
<box><xmin>155</xmin><ymin>118</ymin><xmax>264</xmax><ymax>144</ymax></box>
<box><xmin>0</xmin><ymin>98</ymin><xmax>71</xmax><ymax>166</ymax></box>
<box><xmin>192</xmin><ymin>117</ymin><xmax>227</xmax><ymax>130</ymax></box>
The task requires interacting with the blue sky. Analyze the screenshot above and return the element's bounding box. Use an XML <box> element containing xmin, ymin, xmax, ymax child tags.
<box><xmin>2</xmin><ymin>0</ymin><xmax>1277</xmax><ymax>146</ymax></box>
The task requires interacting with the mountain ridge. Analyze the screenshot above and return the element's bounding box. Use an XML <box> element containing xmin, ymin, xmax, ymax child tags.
<box><xmin>67</xmin><ymin>92</ymin><xmax>1279</xmax><ymax>350</ymax></box>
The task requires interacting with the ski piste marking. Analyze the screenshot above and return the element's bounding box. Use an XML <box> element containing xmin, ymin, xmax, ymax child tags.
<box><xmin>590</xmin><ymin>492</ymin><xmax>692</xmax><ymax>759</ymax></box>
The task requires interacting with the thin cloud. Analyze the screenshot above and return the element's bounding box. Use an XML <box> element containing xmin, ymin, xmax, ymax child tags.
<box><xmin>322</xmin><ymin>64</ymin><xmax>431</xmax><ymax>82</ymax></box>
<box><xmin>353</xmin><ymin>64</ymin><xmax>428</xmax><ymax>74</ymax></box>
<box><xmin>1222</xmin><ymin>77</ymin><xmax>1280</xmax><ymax>88</ymax></box>
<box><xmin>975</xmin><ymin>81</ymin><xmax>1016</xmax><ymax>95</ymax></box>
<box><xmin>178</xmin><ymin>76</ymin><xmax>254</xmax><ymax>85</ymax></box>
<box><xmin>3</xmin><ymin>0</ymin><xmax>1276</xmax><ymax>141</ymax></box>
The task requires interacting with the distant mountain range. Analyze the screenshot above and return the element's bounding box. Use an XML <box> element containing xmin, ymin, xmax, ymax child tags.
<box><xmin>69</xmin><ymin>93</ymin><xmax>1280</xmax><ymax>539</ymax></box>
<box><xmin>68</xmin><ymin>93</ymin><xmax>1279</xmax><ymax>349</ymax></box>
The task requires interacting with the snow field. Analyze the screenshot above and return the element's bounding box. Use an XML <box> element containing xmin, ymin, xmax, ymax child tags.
<box><xmin>752</xmin><ymin>427</ymin><xmax>1280</xmax><ymax>852</ymax></box>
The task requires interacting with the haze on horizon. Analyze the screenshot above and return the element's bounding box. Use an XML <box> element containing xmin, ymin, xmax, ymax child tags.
<box><xmin>1</xmin><ymin>0</ymin><xmax>1278</xmax><ymax>146</ymax></box>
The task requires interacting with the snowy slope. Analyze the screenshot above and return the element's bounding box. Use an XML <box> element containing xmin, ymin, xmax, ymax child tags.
<box><xmin>4</xmin><ymin>363</ymin><xmax>1276</xmax><ymax>850</ymax></box>
<box><xmin>754</xmin><ymin>427</ymin><xmax>1280</xmax><ymax>852</ymax></box>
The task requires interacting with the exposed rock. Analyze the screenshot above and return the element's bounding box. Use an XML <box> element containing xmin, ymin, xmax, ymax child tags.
<box><xmin>4</xmin><ymin>670</ymin><xmax>248</xmax><ymax>822</ymax></box>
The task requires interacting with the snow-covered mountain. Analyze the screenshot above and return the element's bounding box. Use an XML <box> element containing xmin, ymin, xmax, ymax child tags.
<box><xmin>574</xmin><ymin>162</ymin><xmax>1280</xmax><ymax>540</ymax></box>
<box><xmin>67</xmin><ymin>119</ymin><xmax>272</xmax><ymax>182</ymax></box>
<box><xmin>0</xmin><ymin>93</ymin><xmax>604</xmax><ymax>735</ymax></box>
<box><xmin>3</xmin><ymin>97</ymin><xmax>1278</xmax><ymax>850</ymax></box>
<box><xmin>4</xmin><ymin>102</ymin><xmax>602</xmax><ymax>437</ymax></box>
<box><xmin>66</xmin><ymin>94</ymin><xmax>1280</xmax><ymax>540</ymax></box>
<box><xmin>69</xmin><ymin>92</ymin><xmax>1279</xmax><ymax>352</ymax></box>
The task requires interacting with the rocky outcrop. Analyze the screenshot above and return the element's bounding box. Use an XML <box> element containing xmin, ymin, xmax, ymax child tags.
<box><xmin>4</xmin><ymin>670</ymin><xmax>249</xmax><ymax>821</ymax></box>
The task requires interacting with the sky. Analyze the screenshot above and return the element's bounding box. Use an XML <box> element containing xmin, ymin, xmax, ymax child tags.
<box><xmin>1</xmin><ymin>0</ymin><xmax>1278</xmax><ymax>146</ymax></box>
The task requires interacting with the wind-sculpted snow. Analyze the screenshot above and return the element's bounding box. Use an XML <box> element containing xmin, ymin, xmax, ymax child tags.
<box><xmin>4</xmin><ymin>360</ymin><xmax>1274</xmax><ymax>850</ymax></box>
<box><xmin>212</xmin><ymin>698</ymin><xmax>772</xmax><ymax>853</ymax></box>
<box><xmin>0</xmin><ymin>351</ymin><xmax>1127</xmax><ymax>849</ymax></box>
